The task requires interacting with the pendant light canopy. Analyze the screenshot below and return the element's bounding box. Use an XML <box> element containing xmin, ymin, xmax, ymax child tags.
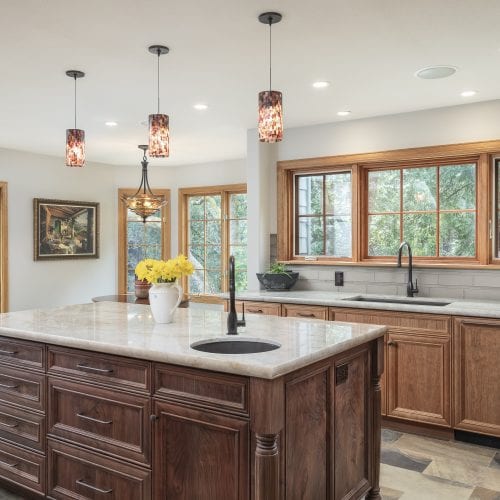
<box><xmin>148</xmin><ymin>45</ymin><xmax>170</xmax><ymax>158</ymax></box>
<box><xmin>65</xmin><ymin>70</ymin><xmax>86</xmax><ymax>167</ymax></box>
<box><xmin>122</xmin><ymin>145</ymin><xmax>168</xmax><ymax>223</ymax></box>
<box><xmin>258</xmin><ymin>12</ymin><xmax>283</xmax><ymax>143</ymax></box>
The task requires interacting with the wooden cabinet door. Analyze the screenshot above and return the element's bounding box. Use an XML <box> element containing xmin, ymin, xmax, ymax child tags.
<box><xmin>454</xmin><ymin>318</ymin><xmax>500</xmax><ymax>437</ymax></box>
<box><xmin>153</xmin><ymin>401</ymin><xmax>249</xmax><ymax>500</ymax></box>
<box><xmin>387</xmin><ymin>332</ymin><xmax>451</xmax><ymax>427</ymax></box>
<box><xmin>225</xmin><ymin>300</ymin><xmax>281</xmax><ymax>316</ymax></box>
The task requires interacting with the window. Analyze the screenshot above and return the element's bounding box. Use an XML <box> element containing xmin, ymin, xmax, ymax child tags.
<box><xmin>367</xmin><ymin>163</ymin><xmax>477</xmax><ymax>258</ymax></box>
<box><xmin>295</xmin><ymin>171</ymin><xmax>352</xmax><ymax>257</ymax></box>
<box><xmin>118</xmin><ymin>189</ymin><xmax>170</xmax><ymax>294</ymax></box>
<box><xmin>277</xmin><ymin>140</ymin><xmax>495</xmax><ymax>267</ymax></box>
<box><xmin>179</xmin><ymin>185</ymin><xmax>247</xmax><ymax>297</ymax></box>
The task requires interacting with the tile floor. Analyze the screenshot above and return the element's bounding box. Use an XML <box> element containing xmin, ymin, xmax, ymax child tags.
<box><xmin>0</xmin><ymin>430</ymin><xmax>497</xmax><ymax>499</ymax></box>
<box><xmin>380</xmin><ymin>429</ymin><xmax>500</xmax><ymax>499</ymax></box>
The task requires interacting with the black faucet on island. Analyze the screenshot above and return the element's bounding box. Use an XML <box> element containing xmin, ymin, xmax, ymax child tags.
<box><xmin>397</xmin><ymin>241</ymin><xmax>419</xmax><ymax>298</ymax></box>
<box><xmin>227</xmin><ymin>255</ymin><xmax>246</xmax><ymax>335</ymax></box>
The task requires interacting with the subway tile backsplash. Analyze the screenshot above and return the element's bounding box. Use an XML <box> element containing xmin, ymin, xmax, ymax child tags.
<box><xmin>269</xmin><ymin>235</ymin><xmax>500</xmax><ymax>301</ymax></box>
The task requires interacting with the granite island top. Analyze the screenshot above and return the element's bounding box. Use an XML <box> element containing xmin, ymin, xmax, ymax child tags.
<box><xmin>221</xmin><ymin>290</ymin><xmax>500</xmax><ymax>319</ymax></box>
<box><xmin>0</xmin><ymin>302</ymin><xmax>385</xmax><ymax>379</ymax></box>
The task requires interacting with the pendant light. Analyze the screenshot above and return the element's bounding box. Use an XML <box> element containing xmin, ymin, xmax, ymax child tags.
<box><xmin>65</xmin><ymin>70</ymin><xmax>86</xmax><ymax>167</ymax></box>
<box><xmin>258</xmin><ymin>12</ymin><xmax>283</xmax><ymax>143</ymax></box>
<box><xmin>122</xmin><ymin>145</ymin><xmax>168</xmax><ymax>223</ymax></box>
<box><xmin>148</xmin><ymin>45</ymin><xmax>170</xmax><ymax>158</ymax></box>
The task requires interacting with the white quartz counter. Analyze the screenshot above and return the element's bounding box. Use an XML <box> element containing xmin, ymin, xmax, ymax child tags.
<box><xmin>221</xmin><ymin>290</ymin><xmax>500</xmax><ymax>318</ymax></box>
<box><xmin>0</xmin><ymin>302</ymin><xmax>385</xmax><ymax>379</ymax></box>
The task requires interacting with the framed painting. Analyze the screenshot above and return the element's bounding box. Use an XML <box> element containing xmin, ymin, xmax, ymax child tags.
<box><xmin>34</xmin><ymin>198</ymin><xmax>99</xmax><ymax>260</ymax></box>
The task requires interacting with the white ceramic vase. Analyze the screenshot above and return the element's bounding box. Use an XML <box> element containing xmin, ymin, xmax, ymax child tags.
<box><xmin>148</xmin><ymin>282</ymin><xmax>183</xmax><ymax>324</ymax></box>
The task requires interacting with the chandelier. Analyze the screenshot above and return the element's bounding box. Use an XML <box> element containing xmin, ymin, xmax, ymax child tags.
<box><xmin>122</xmin><ymin>145</ymin><xmax>167</xmax><ymax>222</ymax></box>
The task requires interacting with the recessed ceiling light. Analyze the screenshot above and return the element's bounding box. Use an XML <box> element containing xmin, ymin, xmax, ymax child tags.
<box><xmin>415</xmin><ymin>65</ymin><xmax>457</xmax><ymax>80</ymax></box>
<box><xmin>193</xmin><ymin>103</ymin><xmax>208</xmax><ymax>110</ymax></box>
<box><xmin>312</xmin><ymin>81</ymin><xmax>331</xmax><ymax>89</ymax></box>
<box><xmin>105</xmin><ymin>121</ymin><xmax>118</xmax><ymax>127</ymax></box>
<box><xmin>337</xmin><ymin>110</ymin><xmax>351</xmax><ymax>116</ymax></box>
<box><xmin>461</xmin><ymin>90</ymin><xmax>477</xmax><ymax>97</ymax></box>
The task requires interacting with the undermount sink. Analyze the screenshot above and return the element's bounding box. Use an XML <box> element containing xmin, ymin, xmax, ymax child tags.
<box><xmin>345</xmin><ymin>296</ymin><xmax>451</xmax><ymax>307</ymax></box>
<box><xmin>191</xmin><ymin>338</ymin><xmax>281</xmax><ymax>354</ymax></box>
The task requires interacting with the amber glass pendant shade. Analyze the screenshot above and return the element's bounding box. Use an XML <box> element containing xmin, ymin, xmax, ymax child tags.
<box><xmin>258</xmin><ymin>90</ymin><xmax>283</xmax><ymax>143</ymax></box>
<box><xmin>65</xmin><ymin>128</ymin><xmax>85</xmax><ymax>167</ymax></box>
<box><xmin>148</xmin><ymin>113</ymin><xmax>170</xmax><ymax>158</ymax></box>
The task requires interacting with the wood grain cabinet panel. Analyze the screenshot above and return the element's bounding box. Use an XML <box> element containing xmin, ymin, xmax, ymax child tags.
<box><xmin>0</xmin><ymin>403</ymin><xmax>45</xmax><ymax>452</ymax></box>
<box><xmin>0</xmin><ymin>440</ymin><xmax>45</xmax><ymax>495</ymax></box>
<box><xmin>48</xmin><ymin>378</ymin><xmax>151</xmax><ymax>466</ymax></box>
<box><xmin>387</xmin><ymin>332</ymin><xmax>451</xmax><ymax>427</ymax></box>
<box><xmin>48</xmin><ymin>439</ymin><xmax>151</xmax><ymax>500</ymax></box>
<box><xmin>154</xmin><ymin>364</ymin><xmax>248</xmax><ymax>417</ymax></box>
<box><xmin>0</xmin><ymin>337</ymin><xmax>45</xmax><ymax>372</ymax></box>
<box><xmin>225</xmin><ymin>300</ymin><xmax>281</xmax><ymax>316</ymax></box>
<box><xmin>48</xmin><ymin>346</ymin><xmax>151</xmax><ymax>394</ymax></box>
<box><xmin>153</xmin><ymin>400</ymin><xmax>249</xmax><ymax>500</ymax></box>
<box><xmin>282</xmin><ymin>304</ymin><xmax>328</xmax><ymax>320</ymax></box>
<box><xmin>0</xmin><ymin>366</ymin><xmax>45</xmax><ymax>413</ymax></box>
<box><xmin>453</xmin><ymin>318</ymin><xmax>500</xmax><ymax>437</ymax></box>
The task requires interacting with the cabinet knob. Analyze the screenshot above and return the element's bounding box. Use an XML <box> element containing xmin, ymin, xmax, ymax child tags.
<box><xmin>150</xmin><ymin>414</ymin><xmax>158</xmax><ymax>422</ymax></box>
<box><xmin>387</xmin><ymin>340</ymin><xmax>397</xmax><ymax>346</ymax></box>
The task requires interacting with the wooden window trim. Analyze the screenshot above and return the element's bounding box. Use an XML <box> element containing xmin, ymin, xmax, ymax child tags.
<box><xmin>178</xmin><ymin>184</ymin><xmax>246</xmax><ymax>300</ymax></box>
<box><xmin>277</xmin><ymin>139</ymin><xmax>500</xmax><ymax>268</ymax></box>
<box><xmin>0</xmin><ymin>182</ymin><xmax>8</xmax><ymax>312</ymax></box>
<box><xmin>117</xmin><ymin>188</ymin><xmax>171</xmax><ymax>294</ymax></box>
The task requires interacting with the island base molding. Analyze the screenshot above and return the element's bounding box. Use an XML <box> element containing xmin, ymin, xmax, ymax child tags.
<box><xmin>0</xmin><ymin>334</ymin><xmax>383</xmax><ymax>499</ymax></box>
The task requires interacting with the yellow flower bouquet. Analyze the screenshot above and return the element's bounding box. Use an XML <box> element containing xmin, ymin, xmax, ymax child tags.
<box><xmin>135</xmin><ymin>255</ymin><xmax>195</xmax><ymax>284</ymax></box>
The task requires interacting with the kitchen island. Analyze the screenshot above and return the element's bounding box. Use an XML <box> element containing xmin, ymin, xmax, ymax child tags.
<box><xmin>0</xmin><ymin>302</ymin><xmax>385</xmax><ymax>499</ymax></box>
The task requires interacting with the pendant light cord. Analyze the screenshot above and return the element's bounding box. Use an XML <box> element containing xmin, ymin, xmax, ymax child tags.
<box><xmin>157</xmin><ymin>49</ymin><xmax>160</xmax><ymax>113</ymax></box>
<box><xmin>74</xmin><ymin>75</ymin><xmax>77</xmax><ymax>129</ymax></box>
<box><xmin>269</xmin><ymin>18</ymin><xmax>272</xmax><ymax>92</ymax></box>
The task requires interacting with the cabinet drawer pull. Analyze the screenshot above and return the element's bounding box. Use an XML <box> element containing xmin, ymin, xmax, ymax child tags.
<box><xmin>247</xmin><ymin>308</ymin><xmax>264</xmax><ymax>314</ymax></box>
<box><xmin>0</xmin><ymin>419</ymin><xmax>19</xmax><ymax>428</ymax></box>
<box><xmin>77</xmin><ymin>413</ymin><xmax>113</xmax><ymax>425</ymax></box>
<box><xmin>0</xmin><ymin>381</ymin><xmax>19</xmax><ymax>389</ymax></box>
<box><xmin>0</xmin><ymin>349</ymin><xmax>17</xmax><ymax>356</ymax></box>
<box><xmin>387</xmin><ymin>340</ymin><xmax>397</xmax><ymax>346</ymax></box>
<box><xmin>76</xmin><ymin>363</ymin><xmax>114</xmax><ymax>374</ymax></box>
<box><xmin>0</xmin><ymin>459</ymin><xmax>18</xmax><ymax>468</ymax></box>
<box><xmin>297</xmin><ymin>312</ymin><xmax>315</xmax><ymax>318</ymax></box>
<box><xmin>76</xmin><ymin>479</ymin><xmax>113</xmax><ymax>494</ymax></box>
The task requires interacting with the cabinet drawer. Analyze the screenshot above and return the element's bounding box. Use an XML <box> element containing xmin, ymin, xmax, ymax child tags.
<box><xmin>48</xmin><ymin>439</ymin><xmax>151</xmax><ymax>500</ymax></box>
<box><xmin>0</xmin><ymin>403</ymin><xmax>45</xmax><ymax>452</ymax></box>
<box><xmin>48</xmin><ymin>378</ymin><xmax>150</xmax><ymax>465</ymax></box>
<box><xmin>236</xmin><ymin>300</ymin><xmax>281</xmax><ymax>316</ymax></box>
<box><xmin>154</xmin><ymin>364</ymin><xmax>249</xmax><ymax>417</ymax></box>
<box><xmin>48</xmin><ymin>346</ymin><xmax>150</xmax><ymax>393</ymax></box>
<box><xmin>282</xmin><ymin>304</ymin><xmax>328</xmax><ymax>320</ymax></box>
<box><xmin>330</xmin><ymin>307</ymin><xmax>451</xmax><ymax>334</ymax></box>
<box><xmin>0</xmin><ymin>337</ymin><xmax>44</xmax><ymax>372</ymax></box>
<box><xmin>0</xmin><ymin>366</ymin><xmax>45</xmax><ymax>412</ymax></box>
<box><xmin>0</xmin><ymin>440</ymin><xmax>46</xmax><ymax>495</ymax></box>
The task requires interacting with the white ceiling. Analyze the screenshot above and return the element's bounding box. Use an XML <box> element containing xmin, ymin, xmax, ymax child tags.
<box><xmin>1</xmin><ymin>0</ymin><xmax>500</xmax><ymax>167</ymax></box>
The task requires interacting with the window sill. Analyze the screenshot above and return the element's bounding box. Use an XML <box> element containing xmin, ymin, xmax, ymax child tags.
<box><xmin>280</xmin><ymin>260</ymin><xmax>500</xmax><ymax>270</ymax></box>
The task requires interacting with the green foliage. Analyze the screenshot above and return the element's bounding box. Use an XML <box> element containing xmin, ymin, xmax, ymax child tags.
<box><xmin>265</xmin><ymin>262</ymin><xmax>292</xmax><ymax>276</ymax></box>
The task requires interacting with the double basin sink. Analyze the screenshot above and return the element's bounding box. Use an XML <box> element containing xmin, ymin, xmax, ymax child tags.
<box><xmin>191</xmin><ymin>295</ymin><xmax>451</xmax><ymax>354</ymax></box>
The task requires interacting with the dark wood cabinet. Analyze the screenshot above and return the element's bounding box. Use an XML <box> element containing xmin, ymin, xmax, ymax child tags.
<box><xmin>152</xmin><ymin>400</ymin><xmax>249</xmax><ymax>500</ymax></box>
<box><xmin>453</xmin><ymin>317</ymin><xmax>500</xmax><ymax>437</ymax></box>
<box><xmin>48</xmin><ymin>440</ymin><xmax>151</xmax><ymax>500</ymax></box>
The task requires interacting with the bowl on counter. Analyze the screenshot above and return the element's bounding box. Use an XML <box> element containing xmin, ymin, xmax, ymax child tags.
<box><xmin>256</xmin><ymin>271</ymin><xmax>299</xmax><ymax>291</ymax></box>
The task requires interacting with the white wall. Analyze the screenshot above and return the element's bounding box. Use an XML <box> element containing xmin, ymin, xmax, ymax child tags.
<box><xmin>0</xmin><ymin>148</ymin><xmax>117</xmax><ymax>311</ymax></box>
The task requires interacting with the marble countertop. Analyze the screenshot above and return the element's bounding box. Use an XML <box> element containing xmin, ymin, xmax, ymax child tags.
<box><xmin>220</xmin><ymin>290</ymin><xmax>500</xmax><ymax>318</ymax></box>
<box><xmin>0</xmin><ymin>302</ymin><xmax>385</xmax><ymax>379</ymax></box>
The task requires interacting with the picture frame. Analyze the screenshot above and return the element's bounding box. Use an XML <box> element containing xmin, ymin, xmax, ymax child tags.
<box><xmin>33</xmin><ymin>198</ymin><xmax>99</xmax><ymax>260</ymax></box>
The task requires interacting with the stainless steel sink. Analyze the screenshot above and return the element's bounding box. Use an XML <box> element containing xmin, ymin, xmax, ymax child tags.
<box><xmin>191</xmin><ymin>338</ymin><xmax>281</xmax><ymax>354</ymax></box>
<box><xmin>344</xmin><ymin>296</ymin><xmax>451</xmax><ymax>307</ymax></box>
